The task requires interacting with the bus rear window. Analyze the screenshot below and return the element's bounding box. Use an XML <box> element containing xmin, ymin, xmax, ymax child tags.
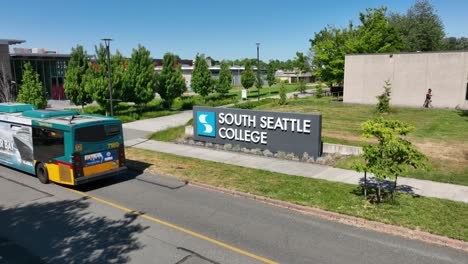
<box><xmin>75</xmin><ymin>125</ymin><xmax>119</xmax><ymax>142</ymax></box>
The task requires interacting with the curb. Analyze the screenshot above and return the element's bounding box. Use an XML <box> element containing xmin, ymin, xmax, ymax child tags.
<box><xmin>189</xmin><ymin>181</ymin><xmax>468</xmax><ymax>252</ymax></box>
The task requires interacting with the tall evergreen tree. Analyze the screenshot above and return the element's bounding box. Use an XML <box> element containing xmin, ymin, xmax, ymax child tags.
<box><xmin>216</xmin><ymin>62</ymin><xmax>232</xmax><ymax>97</ymax></box>
<box><xmin>266</xmin><ymin>62</ymin><xmax>276</xmax><ymax>87</ymax></box>
<box><xmin>64</xmin><ymin>45</ymin><xmax>92</xmax><ymax>109</ymax></box>
<box><xmin>241</xmin><ymin>60</ymin><xmax>255</xmax><ymax>89</ymax></box>
<box><xmin>191</xmin><ymin>54</ymin><xmax>212</xmax><ymax>99</ymax></box>
<box><xmin>124</xmin><ymin>45</ymin><xmax>157</xmax><ymax>105</ymax></box>
<box><xmin>83</xmin><ymin>45</ymin><xmax>111</xmax><ymax>111</ymax></box>
<box><xmin>156</xmin><ymin>53</ymin><xmax>186</xmax><ymax>108</ymax></box>
<box><xmin>17</xmin><ymin>62</ymin><xmax>47</xmax><ymax>109</ymax></box>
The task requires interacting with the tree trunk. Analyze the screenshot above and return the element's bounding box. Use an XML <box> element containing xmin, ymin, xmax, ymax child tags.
<box><xmin>364</xmin><ymin>171</ymin><xmax>367</xmax><ymax>199</ymax></box>
<box><xmin>377</xmin><ymin>182</ymin><xmax>381</xmax><ymax>203</ymax></box>
<box><xmin>392</xmin><ymin>175</ymin><xmax>398</xmax><ymax>201</ymax></box>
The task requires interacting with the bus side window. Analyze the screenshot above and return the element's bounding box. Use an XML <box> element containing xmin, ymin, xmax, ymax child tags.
<box><xmin>32</xmin><ymin>127</ymin><xmax>65</xmax><ymax>162</ymax></box>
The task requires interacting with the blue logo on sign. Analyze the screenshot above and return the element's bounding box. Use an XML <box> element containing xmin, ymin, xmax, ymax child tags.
<box><xmin>196</xmin><ymin>111</ymin><xmax>216</xmax><ymax>137</ymax></box>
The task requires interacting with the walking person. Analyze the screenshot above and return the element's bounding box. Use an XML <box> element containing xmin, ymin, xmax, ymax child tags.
<box><xmin>423</xmin><ymin>88</ymin><xmax>433</xmax><ymax>108</ymax></box>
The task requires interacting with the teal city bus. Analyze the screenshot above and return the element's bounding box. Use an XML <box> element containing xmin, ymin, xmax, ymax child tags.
<box><xmin>0</xmin><ymin>103</ymin><xmax>127</xmax><ymax>185</ymax></box>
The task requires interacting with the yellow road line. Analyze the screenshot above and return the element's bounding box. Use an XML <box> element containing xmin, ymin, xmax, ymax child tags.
<box><xmin>65</xmin><ymin>187</ymin><xmax>278</xmax><ymax>264</ymax></box>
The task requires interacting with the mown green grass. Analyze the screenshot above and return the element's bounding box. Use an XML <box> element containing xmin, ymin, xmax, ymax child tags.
<box><xmin>255</xmin><ymin>96</ymin><xmax>468</xmax><ymax>185</ymax></box>
<box><xmin>149</xmin><ymin>119</ymin><xmax>193</xmax><ymax>142</ymax></box>
<box><xmin>255</xmin><ymin>96</ymin><xmax>468</xmax><ymax>142</ymax></box>
<box><xmin>126</xmin><ymin>148</ymin><xmax>468</xmax><ymax>241</ymax></box>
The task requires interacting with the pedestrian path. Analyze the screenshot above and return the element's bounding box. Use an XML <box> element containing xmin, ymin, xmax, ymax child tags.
<box><xmin>124</xmin><ymin>138</ymin><xmax>468</xmax><ymax>204</ymax></box>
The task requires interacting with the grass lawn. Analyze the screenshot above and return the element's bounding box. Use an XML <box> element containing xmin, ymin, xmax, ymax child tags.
<box><xmin>126</xmin><ymin>147</ymin><xmax>468</xmax><ymax>242</ymax></box>
<box><xmin>149</xmin><ymin>119</ymin><xmax>193</xmax><ymax>141</ymax></box>
<box><xmin>254</xmin><ymin>97</ymin><xmax>468</xmax><ymax>186</ymax></box>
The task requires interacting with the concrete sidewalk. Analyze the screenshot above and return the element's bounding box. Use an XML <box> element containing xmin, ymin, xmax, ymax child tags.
<box><xmin>124</xmin><ymin>138</ymin><xmax>468</xmax><ymax>204</ymax></box>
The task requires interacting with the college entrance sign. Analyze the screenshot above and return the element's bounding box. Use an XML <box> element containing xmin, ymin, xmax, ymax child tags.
<box><xmin>193</xmin><ymin>106</ymin><xmax>322</xmax><ymax>158</ymax></box>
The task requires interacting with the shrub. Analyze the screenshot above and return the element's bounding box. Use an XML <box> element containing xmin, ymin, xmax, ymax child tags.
<box><xmin>376</xmin><ymin>80</ymin><xmax>392</xmax><ymax>113</ymax></box>
<box><xmin>279</xmin><ymin>81</ymin><xmax>287</xmax><ymax>105</ymax></box>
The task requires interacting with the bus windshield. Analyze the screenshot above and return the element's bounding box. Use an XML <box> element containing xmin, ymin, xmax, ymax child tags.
<box><xmin>75</xmin><ymin>124</ymin><xmax>121</xmax><ymax>143</ymax></box>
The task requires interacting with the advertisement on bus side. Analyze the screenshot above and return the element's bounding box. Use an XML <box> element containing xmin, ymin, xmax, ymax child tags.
<box><xmin>0</xmin><ymin>122</ymin><xmax>34</xmax><ymax>171</ymax></box>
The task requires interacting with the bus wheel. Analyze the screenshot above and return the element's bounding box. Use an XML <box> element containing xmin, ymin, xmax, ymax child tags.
<box><xmin>36</xmin><ymin>163</ymin><xmax>49</xmax><ymax>184</ymax></box>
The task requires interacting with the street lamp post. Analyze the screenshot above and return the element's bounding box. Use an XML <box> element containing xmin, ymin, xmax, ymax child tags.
<box><xmin>102</xmin><ymin>38</ymin><xmax>114</xmax><ymax>116</ymax></box>
<box><xmin>256</xmin><ymin>43</ymin><xmax>260</xmax><ymax>102</ymax></box>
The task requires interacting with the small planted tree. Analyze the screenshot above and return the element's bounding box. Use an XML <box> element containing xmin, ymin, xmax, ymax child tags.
<box><xmin>266</xmin><ymin>62</ymin><xmax>276</xmax><ymax>87</ymax></box>
<box><xmin>376</xmin><ymin>79</ymin><xmax>392</xmax><ymax>113</ymax></box>
<box><xmin>353</xmin><ymin>117</ymin><xmax>426</xmax><ymax>203</ymax></box>
<box><xmin>156</xmin><ymin>53</ymin><xmax>186</xmax><ymax>108</ymax></box>
<box><xmin>191</xmin><ymin>54</ymin><xmax>212</xmax><ymax>100</ymax></box>
<box><xmin>294</xmin><ymin>52</ymin><xmax>310</xmax><ymax>94</ymax></box>
<box><xmin>279</xmin><ymin>80</ymin><xmax>287</xmax><ymax>105</ymax></box>
<box><xmin>17</xmin><ymin>62</ymin><xmax>47</xmax><ymax>109</ymax></box>
<box><xmin>216</xmin><ymin>62</ymin><xmax>232</xmax><ymax>97</ymax></box>
<box><xmin>315</xmin><ymin>86</ymin><xmax>323</xmax><ymax>98</ymax></box>
<box><xmin>241</xmin><ymin>60</ymin><xmax>255</xmax><ymax>90</ymax></box>
<box><xmin>64</xmin><ymin>45</ymin><xmax>93</xmax><ymax>109</ymax></box>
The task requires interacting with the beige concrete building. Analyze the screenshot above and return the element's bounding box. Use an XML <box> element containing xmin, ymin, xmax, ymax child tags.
<box><xmin>344</xmin><ymin>51</ymin><xmax>468</xmax><ymax>109</ymax></box>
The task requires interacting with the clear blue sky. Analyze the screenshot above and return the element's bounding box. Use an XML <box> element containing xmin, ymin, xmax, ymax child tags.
<box><xmin>2</xmin><ymin>0</ymin><xmax>467</xmax><ymax>61</ymax></box>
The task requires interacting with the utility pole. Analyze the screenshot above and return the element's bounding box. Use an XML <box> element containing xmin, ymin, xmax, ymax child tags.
<box><xmin>102</xmin><ymin>38</ymin><xmax>114</xmax><ymax>116</ymax></box>
<box><xmin>256</xmin><ymin>43</ymin><xmax>260</xmax><ymax>102</ymax></box>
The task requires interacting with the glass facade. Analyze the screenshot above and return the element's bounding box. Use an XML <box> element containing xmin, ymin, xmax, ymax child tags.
<box><xmin>10</xmin><ymin>55</ymin><xmax>70</xmax><ymax>100</ymax></box>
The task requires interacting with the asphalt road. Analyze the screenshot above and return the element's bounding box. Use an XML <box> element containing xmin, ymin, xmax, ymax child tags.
<box><xmin>0</xmin><ymin>166</ymin><xmax>467</xmax><ymax>264</ymax></box>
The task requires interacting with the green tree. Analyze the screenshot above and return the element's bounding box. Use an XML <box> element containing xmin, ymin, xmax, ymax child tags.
<box><xmin>353</xmin><ymin>118</ymin><xmax>426</xmax><ymax>202</ymax></box>
<box><xmin>441</xmin><ymin>37</ymin><xmax>468</xmax><ymax>50</ymax></box>
<box><xmin>294</xmin><ymin>52</ymin><xmax>310</xmax><ymax>94</ymax></box>
<box><xmin>216</xmin><ymin>62</ymin><xmax>232</xmax><ymax>97</ymax></box>
<box><xmin>123</xmin><ymin>45</ymin><xmax>157</xmax><ymax>105</ymax></box>
<box><xmin>17</xmin><ymin>62</ymin><xmax>47</xmax><ymax>109</ymax></box>
<box><xmin>83</xmin><ymin>45</ymin><xmax>112</xmax><ymax>112</ymax></box>
<box><xmin>156</xmin><ymin>53</ymin><xmax>186</xmax><ymax>108</ymax></box>
<box><xmin>311</xmin><ymin>8</ymin><xmax>404</xmax><ymax>86</ymax></box>
<box><xmin>389</xmin><ymin>0</ymin><xmax>445</xmax><ymax>51</ymax></box>
<box><xmin>241</xmin><ymin>60</ymin><xmax>255</xmax><ymax>89</ymax></box>
<box><xmin>310</xmin><ymin>25</ymin><xmax>352</xmax><ymax>86</ymax></box>
<box><xmin>315</xmin><ymin>86</ymin><xmax>323</xmax><ymax>98</ymax></box>
<box><xmin>110</xmin><ymin>50</ymin><xmax>127</xmax><ymax>102</ymax></box>
<box><xmin>266</xmin><ymin>62</ymin><xmax>276</xmax><ymax>87</ymax></box>
<box><xmin>64</xmin><ymin>45</ymin><xmax>93</xmax><ymax>109</ymax></box>
<box><xmin>376</xmin><ymin>80</ymin><xmax>392</xmax><ymax>113</ymax></box>
<box><xmin>353</xmin><ymin>7</ymin><xmax>405</xmax><ymax>53</ymax></box>
<box><xmin>191</xmin><ymin>54</ymin><xmax>212</xmax><ymax>100</ymax></box>
<box><xmin>278</xmin><ymin>80</ymin><xmax>287</xmax><ymax>105</ymax></box>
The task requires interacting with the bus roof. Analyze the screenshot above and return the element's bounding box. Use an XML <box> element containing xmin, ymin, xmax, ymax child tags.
<box><xmin>0</xmin><ymin>103</ymin><xmax>36</xmax><ymax>113</ymax></box>
<box><xmin>0</xmin><ymin>104</ymin><xmax>118</xmax><ymax>130</ymax></box>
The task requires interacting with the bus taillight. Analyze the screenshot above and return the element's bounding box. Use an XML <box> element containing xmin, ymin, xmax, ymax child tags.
<box><xmin>73</xmin><ymin>154</ymin><xmax>83</xmax><ymax>177</ymax></box>
<box><xmin>119</xmin><ymin>146</ymin><xmax>126</xmax><ymax>167</ymax></box>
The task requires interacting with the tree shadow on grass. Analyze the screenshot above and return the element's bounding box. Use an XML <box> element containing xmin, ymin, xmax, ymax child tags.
<box><xmin>457</xmin><ymin>109</ymin><xmax>468</xmax><ymax>120</ymax></box>
<box><xmin>0</xmin><ymin>199</ymin><xmax>148</xmax><ymax>264</ymax></box>
<box><xmin>350</xmin><ymin>176</ymin><xmax>420</xmax><ymax>203</ymax></box>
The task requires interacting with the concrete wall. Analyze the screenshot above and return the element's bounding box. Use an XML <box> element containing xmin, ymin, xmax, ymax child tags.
<box><xmin>344</xmin><ymin>51</ymin><xmax>468</xmax><ymax>109</ymax></box>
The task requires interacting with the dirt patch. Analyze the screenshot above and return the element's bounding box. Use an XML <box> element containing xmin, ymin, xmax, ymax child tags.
<box><xmin>413</xmin><ymin>140</ymin><xmax>468</xmax><ymax>164</ymax></box>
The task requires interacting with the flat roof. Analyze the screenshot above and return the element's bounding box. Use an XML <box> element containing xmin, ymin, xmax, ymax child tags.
<box><xmin>345</xmin><ymin>50</ymin><xmax>468</xmax><ymax>57</ymax></box>
<box><xmin>0</xmin><ymin>39</ymin><xmax>26</xmax><ymax>45</ymax></box>
<box><xmin>10</xmin><ymin>53</ymin><xmax>71</xmax><ymax>59</ymax></box>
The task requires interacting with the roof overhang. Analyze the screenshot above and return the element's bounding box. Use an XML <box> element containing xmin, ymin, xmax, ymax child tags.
<box><xmin>0</xmin><ymin>39</ymin><xmax>26</xmax><ymax>45</ymax></box>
